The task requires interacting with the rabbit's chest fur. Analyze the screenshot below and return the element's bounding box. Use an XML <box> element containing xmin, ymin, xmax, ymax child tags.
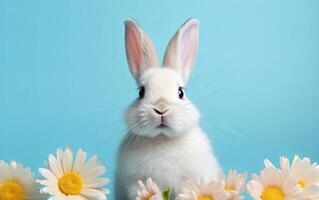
<box><xmin>116</xmin><ymin>128</ymin><xmax>220</xmax><ymax>199</ymax></box>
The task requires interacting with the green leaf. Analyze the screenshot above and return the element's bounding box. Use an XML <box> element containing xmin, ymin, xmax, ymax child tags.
<box><xmin>163</xmin><ymin>188</ymin><xmax>171</xmax><ymax>200</ymax></box>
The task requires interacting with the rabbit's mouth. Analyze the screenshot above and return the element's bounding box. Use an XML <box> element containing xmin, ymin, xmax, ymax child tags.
<box><xmin>157</xmin><ymin>123</ymin><xmax>169</xmax><ymax>129</ymax></box>
<box><xmin>155</xmin><ymin>115</ymin><xmax>170</xmax><ymax>129</ymax></box>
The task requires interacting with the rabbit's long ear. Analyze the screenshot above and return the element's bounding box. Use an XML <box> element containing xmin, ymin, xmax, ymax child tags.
<box><xmin>125</xmin><ymin>19</ymin><xmax>160</xmax><ymax>81</ymax></box>
<box><xmin>163</xmin><ymin>19</ymin><xmax>199</xmax><ymax>84</ymax></box>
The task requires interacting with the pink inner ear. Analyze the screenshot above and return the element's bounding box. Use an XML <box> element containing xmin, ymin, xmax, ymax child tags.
<box><xmin>180</xmin><ymin>25</ymin><xmax>197</xmax><ymax>70</ymax></box>
<box><xmin>126</xmin><ymin>27</ymin><xmax>142</xmax><ymax>76</ymax></box>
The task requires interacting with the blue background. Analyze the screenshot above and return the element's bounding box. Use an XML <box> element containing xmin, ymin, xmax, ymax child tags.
<box><xmin>0</xmin><ymin>0</ymin><xmax>318</xmax><ymax>199</ymax></box>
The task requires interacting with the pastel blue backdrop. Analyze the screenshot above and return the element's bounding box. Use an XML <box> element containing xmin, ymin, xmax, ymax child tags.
<box><xmin>1</xmin><ymin>0</ymin><xmax>318</xmax><ymax>199</ymax></box>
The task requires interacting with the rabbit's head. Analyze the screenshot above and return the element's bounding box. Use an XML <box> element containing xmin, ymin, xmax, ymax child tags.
<box><xmin>124</xmin><ymin>18</ymin><xmax>200</xmax><ymax>137</ymax></box>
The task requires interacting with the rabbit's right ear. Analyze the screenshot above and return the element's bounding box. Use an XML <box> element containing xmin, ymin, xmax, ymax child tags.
<box><xmin>125</xmin><ymin>19</ymin><xmax>160</xmax><ymax>81</ymax></box>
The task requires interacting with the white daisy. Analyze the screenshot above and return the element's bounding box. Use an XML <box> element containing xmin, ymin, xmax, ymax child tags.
<box><xmin>218</xmin><ymin>170</ymin><xmax>247</xmax><ymax>200</ymax></box>
<box><xmin>0</xmin><ymin>160</ymin><xmax>43</xmax><ymax>200</ymax></box>
<box><xmin>176</xmin><ymin>178</ymin><xmax>228</xmax><ymax>200</ymax></box>
<box><xmin>37</xmin><ymin>147</ymin><xmax>110</xmax><ymax>200</ymax></box>
<box><xmin>247</xmin><ymin>167</ymin><xmax>305</xmax><ymax>200</ymax></box>
<box><xmin>136</xmin><ymin>178</ymin><xmax>163</xmax><ymax>200</ymax></box>
<box><xmin>264</xmin><ymin>155</ymin><xmax>319</xmax><ymax>199</ymax></box>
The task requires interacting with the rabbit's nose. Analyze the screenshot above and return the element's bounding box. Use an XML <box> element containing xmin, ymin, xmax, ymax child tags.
<box><xmin>153</xmin><ymin>108</ymin><xmax>168</xmax><ymax>115</ymax></box>
<box><xmin>153</xmin><ymin>101</ymin><xmax>169</xmax><ymax>115</ymax></box>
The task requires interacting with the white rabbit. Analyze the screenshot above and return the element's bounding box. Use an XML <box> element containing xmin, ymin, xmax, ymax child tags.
<box><xmin>115</xmin><ymin>18</ymin><xmax>221</xmax><ymax>200</ymax></box>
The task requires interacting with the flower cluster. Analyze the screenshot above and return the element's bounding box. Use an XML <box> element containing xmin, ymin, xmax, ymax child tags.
<box><xmin>1</xmin><ymin>151</ymin><xmax>318</xmax><ymax>200</ymax></box>
<box><xmin>247</xmin><ymin>156</ymin><xmax>319</xmax><ymax>200</ymax></box>
<box><xmin>136</xmin><ymin>170</ymin><xmax>247</xmax><ymax>200</ymax></box>
<box><xmin>136</xmin><ymin>156</ymin><xmax>319</xmax><ymax>200</ymax></box>
<box><xmin>0</xmin><ymin>147</ymin><xmax>109</xmax><ymax>200</ymax></box>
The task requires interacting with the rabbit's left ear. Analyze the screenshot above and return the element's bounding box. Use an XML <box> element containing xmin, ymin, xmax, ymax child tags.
<box><xmin>163</xmin><ymin>18</ymin><xmax>199</xmax><ymax>84</ymax></box>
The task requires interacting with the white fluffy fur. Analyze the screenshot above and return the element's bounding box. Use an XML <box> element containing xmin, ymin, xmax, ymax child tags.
<box><xmin>115</xmin><ymin>18</ymin><xmax>221</xmax><ymax>200</ymax></box>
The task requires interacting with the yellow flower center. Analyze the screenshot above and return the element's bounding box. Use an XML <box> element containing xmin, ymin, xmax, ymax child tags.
<box><xmin>58</xmin><ymin>172</ymin><xmax>83</xmax><ymax>195</ymax></box>
<box><xmin>144</xmin><ymin>192</ymin><xmax>156</xmax><ymax>200</ymax></box>
<box><xmin>198</xmin><ymin>195</ymin><xmax>214</xmax><ymax>200</ymax></box>
<box><xmin>224</xmin><ymin>186</ymin><xmax>236</xmax><ymax>191</ymax></box>
<box><xmin>298</xmin><ymin>180</ymin><xmax>306</xmax><ymax>188</ymax></box>
<box><xmin>261</xmin><ymin>186</ymin><xmax>284</xmax><ymax>200</ymax></box>
<box><xmin>0</xmin><ymin>180</ymin><xmax>25</xmax><ymax>200</ymax></box>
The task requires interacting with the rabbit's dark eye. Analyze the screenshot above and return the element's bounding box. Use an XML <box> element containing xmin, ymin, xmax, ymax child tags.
<box><xmin>178</xmin><ymin>87</ymin><xmax>184</xmax><ymax>99</ymax></box>
<box><xmin>139</xmin><ymin>87</ymin><xmax>145</xmax><ymax>99</ymax></box>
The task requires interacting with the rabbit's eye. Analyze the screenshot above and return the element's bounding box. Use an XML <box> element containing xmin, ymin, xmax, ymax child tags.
<box><xmin>178</xmin><ymin>87</ymin><xmax>184</xmax><ymax>99</ymax></box>
<box><xmin>139</xmin><ymin>87</ymin><xmax>145</xmax><ymax>99</ymax></box>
